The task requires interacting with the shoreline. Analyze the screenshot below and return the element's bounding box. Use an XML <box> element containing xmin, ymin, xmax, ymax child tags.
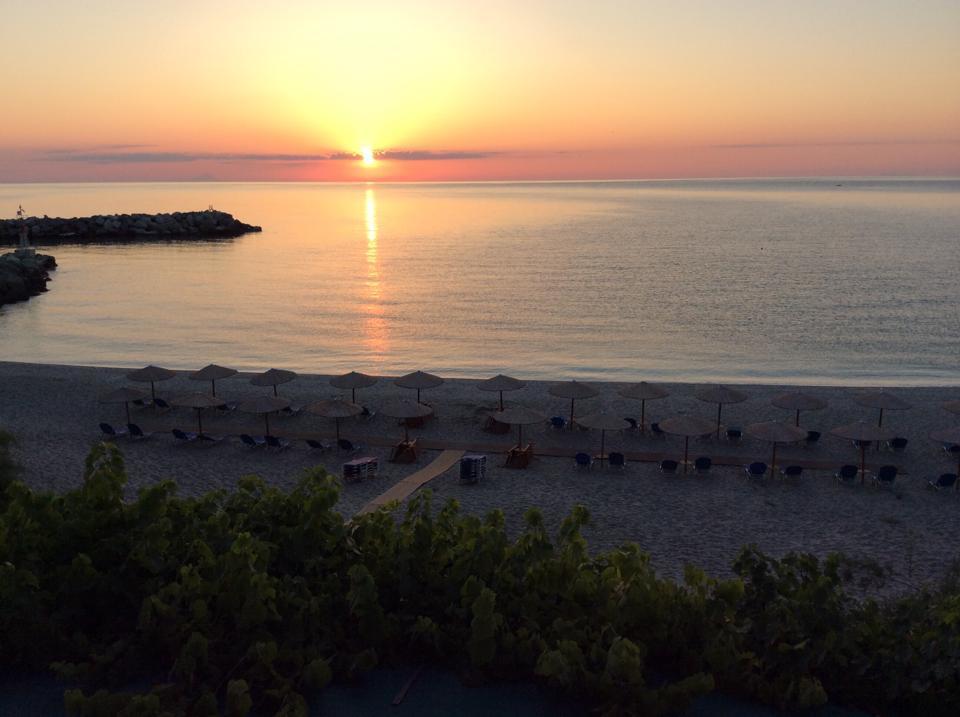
<box><xmin>1</xmin><ymin>360</ymin><xmax>959</xmax><ymax>590</ymax></box>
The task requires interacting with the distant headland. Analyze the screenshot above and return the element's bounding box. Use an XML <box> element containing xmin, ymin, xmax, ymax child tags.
<box><xmin>0</xmin><ymin>209</ymin><xmax>261</xmax><ymax>246</ymax></box>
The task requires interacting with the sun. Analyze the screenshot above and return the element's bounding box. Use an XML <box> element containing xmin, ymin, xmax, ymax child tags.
<box><xmin>360</xmin><ymin>146</ymin><xmax>375</xmax><ymax>166</ymax></box>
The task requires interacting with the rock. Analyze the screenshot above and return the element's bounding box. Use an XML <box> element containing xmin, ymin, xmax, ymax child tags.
<box><xmin>0</xmin><ymin>210</ymin><xmax>261</xmax><ymax>246</ymax></box>
<box><xmin>0</xmin><ymin>251</ymin><xmax>57</xmax><ymax>307</ymax></box>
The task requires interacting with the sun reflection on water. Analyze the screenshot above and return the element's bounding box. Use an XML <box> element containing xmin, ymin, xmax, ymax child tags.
<box><xmin>361</xmin><ymin>187</ymin><xmax>389</xmax><ymax>359</ymax></box>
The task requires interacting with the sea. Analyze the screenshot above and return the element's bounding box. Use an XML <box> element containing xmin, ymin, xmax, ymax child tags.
<box><xmin>1</xmin><ymin>178</ymin><xmax>958</xmax><ymax>385</ymax></box>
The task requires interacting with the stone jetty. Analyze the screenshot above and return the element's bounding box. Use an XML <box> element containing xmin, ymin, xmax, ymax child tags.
<box><xmin>0</xmin><ymin>251</ymin><xmax>57</xmax><ymax>307</ymax></box>
<box><xmin>0</xmin><ymin>209</ymin><xmax>261</xmax><ymax>245</ymax></box>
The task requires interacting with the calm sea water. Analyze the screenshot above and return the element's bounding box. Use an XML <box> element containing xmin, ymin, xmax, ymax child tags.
<box><xmin>1</xmin><ymin>179</ymin><xmax>958</xmax><ymax>385</ymax></box>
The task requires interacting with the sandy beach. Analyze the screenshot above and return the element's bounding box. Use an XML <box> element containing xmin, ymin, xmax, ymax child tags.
<box><xmin>1</xmin><ymin>360</ymin><xmax>958</xmax><ymax>592</ymax></box>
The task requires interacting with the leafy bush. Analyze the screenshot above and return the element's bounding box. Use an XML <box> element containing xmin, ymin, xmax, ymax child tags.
<box><xmin>0</xmin><ymin>442</ymin><xmax>957</xmax><ymax>716</ymax></box>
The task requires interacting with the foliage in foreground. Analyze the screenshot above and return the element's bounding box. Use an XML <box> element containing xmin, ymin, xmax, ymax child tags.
<box><xmin>0</xmin><ymin>440</ymin><xmax>958</xmax><ymax>716</ymax></box>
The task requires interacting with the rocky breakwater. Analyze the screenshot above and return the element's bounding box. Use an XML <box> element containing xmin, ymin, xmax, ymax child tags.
<box><xmin>0</xmin><ymin>210</ymin><xmax>261</xmax><ymax>245</ymax></box>
<box><xmin>0</xmin><ymin>251</ymin><xmax>57</xmax><ymax>307</ymax></box>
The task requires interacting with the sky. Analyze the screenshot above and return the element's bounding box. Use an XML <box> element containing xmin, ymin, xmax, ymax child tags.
<box><xmin>1</xmin><ymin>0</ymin><xmax>958</xmax><ymax>182</ymax></box>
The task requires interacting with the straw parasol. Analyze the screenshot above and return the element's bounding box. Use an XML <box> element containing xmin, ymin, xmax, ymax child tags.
<box><xmin>745</xmin><ymin>421</ymin><xmax>807</xmax><ymax>477</ymax></box>
<box><xmin>930</xmin><ymin>426</ymin><xmax>960</xmax><ymax>480</ymax></box>
<box><xmin>380</xmin><ymin>399</ymin><xmax>434</xmax><ymax>442</ymax></box>
<box><xmin>330</xmin><ymin>371</ymin><xmax>378</xmax><ymax>403</ymax></box>
<box><xmin>659</xmin><ymin>415</ymin><xmax>715</xmax><ymax>473</ymax></box>
<box><xmin>189</xmin><ymin>364</ymin><xmax>237</xmax><ymax>397</ymax></box>
<box><xmin>577</xmin><ymin>411</ymin><xmax>630</xmax><ymax>465</ymax></box>
<box><xmin>771</xmin><ymin>391</ymin><xmax>827</xmax><ymax>426</ymax></box>
<box><xmin>395</xmin><ymin>371</ymin><xmax>444</xmax><ymax>404</ymax></box>
<box><xmin>488</xmin><ymin>406</ymin><xmax>546</xmax><ymax>448</ymax></box>
<box><xmin>942</xmin><ymin>400</ymin><xmax>960</xmax><ymax>416</ymax></box>
<box><xmin>251</xmin><ymin>368</ymin><xmax>297</xmax><ymax>396</ymax></box>
<box><xmin>478</xmin><ymin>374</ymin><xmax>526</xmax><ymax>411</ymax></box>
<box><xmin>695</xmin><ymin>384</ymin><xmax>748</xmax><ymax>438</ymax></box>
<box><xmin>617</xmin><ymin>381</ymin><xmax>669</xmax><ymax>434</ymax></box>
<box><xmin>171</xmin><ymin>392</ymin><xmax>226</xmax><ymax>435</ymax></box>
<box><xmin>304</xmin><ymin>398</ymin><xmax>363</xmax><ymax>440</ymax></box>
<box><xmin>548</xmin><ymin>380</ymin><xmax>599</xmax><ymax>427</ymax></box>
<box><xmin>830</xmin><ymin>422</ymin><xmax>897</xmax><ymax>483</ymax></box>
<box><xmin>854</xmin><ymin>390</ymin><xmax>911</xmax><ymax>427</ymax></box>
<box><xmin>237</xmin><ymin>395</ymin><xmax>291</xmax><ymax>436</ymax></box>
<box><xmin>99</xmin><ymin>386</ymin><xmax>148</xmax><ymax>424</ymax></box>
<box><xmin>127</xmin><ymin>365</ymin><xmax>176</xmax><ymax>401</ymax></box>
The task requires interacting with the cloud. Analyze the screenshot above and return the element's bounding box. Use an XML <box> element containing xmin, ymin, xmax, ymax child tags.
<box><xmin>38</xmin><ymin>148</ymin><xmax>502</xmax><ymax>164</ymax></box>
<box><xmin>708</xmin><ymin>139</ymin><xmax>960</xmax><ymax>149</ymax></box>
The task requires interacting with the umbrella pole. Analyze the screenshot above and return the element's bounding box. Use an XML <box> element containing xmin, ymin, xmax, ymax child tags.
<box><xmin>795</xmin><ymin>409</ymin><xmax>800</xmax><ymax>427</ymax></box>
<box><xmin>570</xmin><ymin>398</ymin><xmax>575</xmax><ymax>429</ymax></box>
<box><xmin>600</xmin><ymin>430</ymin><xmax>605</xmax><ymax>466</ymax></box>
<box><xmin>417</xmin><ymin>388</ymin><xmax>422</xmax><ymax>404</ymax></box>
<box><xmin>273</xmin><ymin>385</ymin><xmax>278</xmax><ymax>397</ymax></box>
<box><xmin>499</xmin><ymin>390</ymin><xmax>504</xmax><ymax>411</ymax></box>
<box><xmin>151</xmin><ymin>381</ymin><xmax>157</xmax><ymax>402</ymax></box>
<box><xmin>352</xmin><ymin>388</ymin><xmax>357</xmax><ymax>403</ymax></box>
<box><xmin>641</xmin><ymin>400</ymin><xmax>646</xmax><ymax>435</ymax></box>
<box><xmin>404</xmin><ymin>423</ymin><xmax>410</xmax><ymax>442</ymax></box>
<box><xmin>771</xmin><ymin>443</ymin><xmax>777</xmax><ymax>478</ymax></box>
<box><xmin>198</xmin><ymin>409</ymin><xmax>203</xmax><ymax>436</ymax></box>
<box><xmin>265</xmin><ymin>413</ymin><xmax>271</xmax><ymax>437</ymax></box>
<box><xmin>859</xmin><ymin>444</ymin><xmax>866</xmax><ymax>484</ymax></box>
<box><xmin>683</xmin><ymin>436</ymin><xmax>689</xmax><ymax>473</ymax></box>
<box><xmin>878</xmin><ymin>408</ymin><xmax>883</xmax><ymax>428</ymax></box>
<box><xmin>211</xmin><ymin>379</ymin><xmax>217</xmax><ymax>397</ymax></box>
<box><xmin>124</xmin><ymin>401</ymin><xmax>131</xmax><ymax>425</ymax></box>
<box><xmin>336</xmin><ymin>418</ymin><xmax>341</xmax><ymax>441</ymax></box>
<box><xmin>716</xmin><ymin>404</ymin><xmax>722</xmax><ymax>438</ymax></box>
<box><xmin>518</xmin><ymin>423</ymin><xmax>523</xmax><ymax>449</ymax></box>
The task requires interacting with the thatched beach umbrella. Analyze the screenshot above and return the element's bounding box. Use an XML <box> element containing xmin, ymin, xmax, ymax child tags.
<box><xmin>380</xmin><ymin>399</ymin><xmax>434</xmax><ymax>442</ymax></box>
<box><xmin>330</xmin><ymin>371</ymin><xmax>378</xmax><ymax>403</ymax></box>
<box><xmin>695</xmin><ymin>384</ymin><xmax>748</xmax><ymax>438</ymax></box>
<box><xmin>99</xmin><ymin>386</ymin><xmax>148</xmax><ymax>425</ymax></box>
<box><xmin>189</xmin><ymin>364</ymin><xmax>237</xmax><ymax>397</ymax></box>
<box><xmin>548</xmin><ymin>380</ymin><xmax>599</xmax><ymax>427</ymax></box>
<box><xmin>771</xmin><ymin>391</ymin><xmax>827</xmax><ymax>426</ymax></box>
<box><xmin>659</xmin><ymin>415</ymin><xmax>715</xmax><ymax>473</ymax></box>
<box><xmin>854</xmin><ymin>390</ymin><xmax>911</xmax><ymax>427</ymax></box>
<box><xmin>830</xmin><ymin>422</ymin><xmax>896</xmax><ymax>484</ymax></box>
<box><xmin>577</xmin><ymin>411</ymin><xmax>630</xmax><ymax>466</ymax></box>
<box><xmin>304</xmin><ymin>398</ymin><xmax>363</xmax><ymax>441</ymax></box>
<box><xmin>238</xmin><ymin>396</ymin><xmax>291</xmax><ymax>436</ymax></box>
<box><xmin>617</xmin><ymin>381</ymin><xmax>670</xmax><ymax>434</ymax></box>
<box><xmin>171</xmin><ymin>392</ymin><xmax>226</xmax><ymax>435</ymax></box>
<box><xmin>478</xmin><ymin>374</ymin><xmax>526</xmax><ymax>411</ymax></box>
<box><xmin>395</xmin><ymin>371</ymin><xmax>444</xmax><ymax>404</ymax></box>
<box><xmin>745</xmin><ymin>421</ymin><xmax>807</xmax><ymax>477</ymax></box>
<box><xmin>489</xmin><ymin>406</ymin><xmax>546</xmax><ymax>449</ymax></box>
<box><xmin>251</xmin><ymin>368</ymin><xmax>297</xmax><ymax>397</ymax></box>
<box><xmin>930</xmin><ymin>426</ymin><xmax>960</xmax><ymax>482</ymax></box>
<box><xmin>127</xmin><ymin>365</ymin><xmax>176</xmax><ymax>401</ymax></box>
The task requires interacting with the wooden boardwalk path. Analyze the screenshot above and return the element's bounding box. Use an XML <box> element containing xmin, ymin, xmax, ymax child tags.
<box><xmin>355</xmin><ymin>449</ymin><xmax>465</xmax><ymax>517</ymax></box>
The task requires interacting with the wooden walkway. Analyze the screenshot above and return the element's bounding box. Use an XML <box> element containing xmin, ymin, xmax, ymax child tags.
<box><xmin>355</xmin><ymin>449</ymin><xmax>465</xmax><ymax>517</ymax></box>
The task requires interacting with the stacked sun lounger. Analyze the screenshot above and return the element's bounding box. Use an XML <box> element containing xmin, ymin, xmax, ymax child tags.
<box><xmin>343</xmin><ymin>457</ymin><xmax>378</xmax><ymax>483</ymax></box>
<box><xmin>459</xmin><ymin>454</ymin><xmax>486</xmax><ymax>484</ymax></box>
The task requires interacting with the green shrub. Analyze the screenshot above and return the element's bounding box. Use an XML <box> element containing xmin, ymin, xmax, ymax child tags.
<box><xmin>0</xmin><ymin>442</ymin><xmax>956</xmax><ymax>716</ymax></box>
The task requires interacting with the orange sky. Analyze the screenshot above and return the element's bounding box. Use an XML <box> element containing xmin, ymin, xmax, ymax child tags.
<box><xmin>2</xmin><ymin>0</ymin><xmax>958</xmax><ymax>181</ymax></box>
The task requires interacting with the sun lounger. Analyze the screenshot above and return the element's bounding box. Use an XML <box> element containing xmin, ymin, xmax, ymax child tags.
<box><xmin>608</xmin><ymin>452</ymin><xmax>626</xmax><ymax>469</ymax></box>
<box><xmin>305</xmin><ymin>439</ymin><xmax>329</xmax><ymax>451</ymax></box>
<box><xmin>265</xmin><ymin>435</ymin><xmax>291</xmax><ymax>450</ymax></box>
<box><xmin>99</xmin><ymin>422</ymin><xmax>127</xmax><ymax>439</ymax></box>
<box><xmin>361</xmin><ymin>406</ymin><xmax>376</xmax><ymax>420</ymax></box>
<box><xmin>197</xmin><ymin>433</ymin><xmax>225</xmax><ymax>445</ymax></box>
<box><xmin>574</xmin><ymin>452</ymin><xmax>592</xmax><ymax>469</ymax></box>
<box><xmin>835</xmin><ymin>464</ymin><xmax>858</xmax><ymax>484</ymax></box>
<box><xmin>805</xmin><ymin>430</ymin><xmax>821</xmax><ymax>447</ymax></box>
<box><xmin>280</xmin><ymin>405</ymin><xmax>301</xmax><ymax>417</ymax></box>
<box><xmin>872</xmin><ymin>465</ymin><xmax>897</xmax><ymax>487</ymax></box>
<box><xmin>745</xmin><ymin>462</ymin><xmax>767</xmax><ymax>479</ymax></box>
<box><xmin>240</xmin><ymin>434</ymin><xmax>266</xmax><ymax>448</ymax></box>
<box><xmin>853</xmin><ymin>439</ymin><xmax>871</xmax><ymax>450</ymax></box>
<box><xmin>650</xmin><ymin>422</ymin><xmax>666</xmax><ymax>437</ymax></box>
<box><xmin>550</xmin><ymin>416</ymin><xmax>566</xmax><ymax>430</ymax></box>
<box><xmin>928</xmin><ymin>473</ymin><xmax>958</xmax><ymax>490</ymax></box>
<box><xmin>887</xmin><ymin>437</ymin><xmax>908</xmax><ymax>453</ymax></box>
<box><xmin>726</xmin><ymin>428</ymin><xmax>743</xmax><ymax>444</ymax></box>
<box><xmin>659</xmin><ymin>459</ymin><xmax>678</xmax><ymax>474</ymax></box>
<box><xmin>126</xmin><ymin>423</ymin><xmax>152</xmax><ymax>439</ymax></box>
<box><xmin>780</xmin><ymin>465</ymin><xmax>803</xmax><ymax>479</ymax></box>
<box><xmin>338</xmin><ymin>438</ymin><xmax>361</xmax><ymax>454</ymax></box>
<box><xmin>153</xmin><ymin>398</ymin><xmax>172</xmax><ymax>412</ymax></box>
<box><xmin>694</xmin><ymin>456</ymin><xmax>712</xmax><ymax>474</ymax></box>
<box><xmin>624</xmin><ymin>418</ymin><xmax>638</xmax><ymax>432</ymax></box>
<box><xmin>172</xmin><ymin>428</ymin><xmax>197</xmax><ymax>443</ymax></box>
<box><xmin>505</xmin><ymin>444</ymin><xmax>533</xmax><ymax>468</ymax></box>
<box><xmin>942</xmin><ymin>444</ymin><xmax>960</xmax><ymax>456</ymax></box>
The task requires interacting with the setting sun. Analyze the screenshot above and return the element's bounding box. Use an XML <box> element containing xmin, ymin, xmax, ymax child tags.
<box><xmin>360</xmin><ymin>146</ymin><xmax>375</xmax><ymax>166</ymax></box>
